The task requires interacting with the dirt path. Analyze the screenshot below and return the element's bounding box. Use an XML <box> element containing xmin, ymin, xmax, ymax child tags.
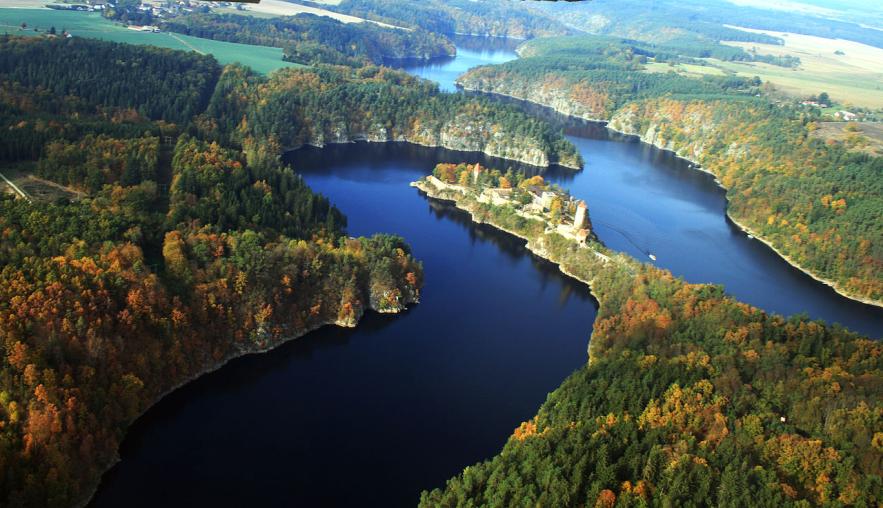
<box><xmin>0</xmin><ymin>170</ymin><xmax>32</xmax><ymax>202</ymax></box>
<box><xmin>25</xmin><ymin>174</ymin><xmax>86</xmax><ymax>199</ymax></box>
<box><xmin>167</xmin><ymin>33</ymin><xmax>205</xmax><ymax>55</ymax></box>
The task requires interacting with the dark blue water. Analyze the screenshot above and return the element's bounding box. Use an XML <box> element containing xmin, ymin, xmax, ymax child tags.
<box><xmin>549</xmin><ymin>120</ymin><xmax>882</xmax><ymax>337</ymax></box>
<box><xmin>395</xmin><ymin>36</ymin><xmax>519</xmax><ymax>92</ymax></box>
<box><xmin>400</xmin><ymin>47</ymin><xmax>881</xmax><ymax>336</ymax></box>
<box><xmin>89</xmin><ymin>141</ymin><xmax>597</xmax><ymax>508</ymax></box>
<box><xmin>91</xmin><ymin>35</ymin><xmax>881</xmax><ymax>508</ymax></box>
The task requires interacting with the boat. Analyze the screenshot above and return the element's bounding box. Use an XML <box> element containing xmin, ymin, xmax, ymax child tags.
<box><xmin>747</xmin><ymin>235</ymin><xmax>754</xmax><ymax>240</ymax></box>
<box><xmin>648</xmin><ymin>253</ymin><xmax>657</xmax><ymax>261</ymax></box>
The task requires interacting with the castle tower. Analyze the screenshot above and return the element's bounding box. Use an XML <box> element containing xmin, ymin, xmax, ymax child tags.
<box><xmin>573</xmin><ymin>200</ymin><xmax>587</xmax><ymax>231</ymax></box>
<box><xmin>472</xmin><ymin>163</ymin><xmax>481</xmax><ymax>183</ymax></box>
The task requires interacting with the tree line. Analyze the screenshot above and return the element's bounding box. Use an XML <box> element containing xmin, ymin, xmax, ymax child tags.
<box><xmin>160</xmin><ymin>12</ymin><xmax>455</xmax><ymax>66</ymax></box>
<box><xmin>199</xmin><ymin>63</ymin><xmax>581</xmax><ymax>168</ymax></box>
<box><xmin>458</xmin><ymin>34</ymin><xmax>882</xmax><ymax>303</ymax></box>
<box><xmin>301</xmin><ymin>0</ymin><xmax>571</xmax><ymax>39</ymax></box>
<box><xmin>0</xmin><ymin>35</ymin><xmax>422</xmax><ymax>508</ymax></box>
<box><xmin>418</xmin><ymin>161</ymin><xmax>882</xmax><ymax>507</ymax></box>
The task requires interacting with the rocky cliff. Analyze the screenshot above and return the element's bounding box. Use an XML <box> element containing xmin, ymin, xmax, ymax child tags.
<box><xmin>304</xmin><ymin>112</ymin><xmax>582</xmax><ymax>169</ymax></box>
<box><xmin>211</xmin><ymin>65</ymin><xmax>583</xmax><ymax>171</ymax></box>
<box><xmin>452</xmin><ymin>68</ymin><xmax>883</xmax><ymax>306</ymax></box>
<box><xmin>456</xmin><ymin>68</ymin><xmax>612</xmax><ymax>122</ymax></box>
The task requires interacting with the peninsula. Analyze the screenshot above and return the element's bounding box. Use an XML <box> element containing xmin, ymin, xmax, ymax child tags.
<box><xmin>207</xmin><ymin>63</ymin><xmax>583</xmax><ymax>170</ymax></box>
<box><xmin>0</xmin><ymin>36</ymin><xmax>423</xmax><ymax>508</ymax></box>
<box><xmin>414</xmin><ymin>162</ymin><xmax>881</xmax><ymax>507</ymax></box>
<box><xmin>456</xmin><ymin>35</ymin><xmax>883</xmax><ymax>305</ymax></box>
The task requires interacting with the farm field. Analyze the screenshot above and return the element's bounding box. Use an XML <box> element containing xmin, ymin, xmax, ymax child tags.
<box><xmin>643</xmin><ymin>61</ymin><xmax>727</xmax><ymax>77</ymax></box>
<box><xmin>0</xmin><ymin>8</ymin><xmax>303</xmax><ymax>74</ymax></box>
<box><xmin>718</xmin><ymin>25</ymin><xmax>883</xmax><ymax>107</ymax></box>
<box><xmin>219</xmin><ymin>0</ymin><xmax>401</xmax><ymax>28</ymax></box>
<box><xmin>811</xmin><ymin>121</ymin><xmax>883</xmax><ymax>155</ymax></box>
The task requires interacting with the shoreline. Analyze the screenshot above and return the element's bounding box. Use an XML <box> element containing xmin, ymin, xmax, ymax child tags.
<box><xmin>455</xmin><ymin>85</ymin><xmax>883</xmax><ymax>309</ymax></box>
<box><xmin>79</xmin><ymin>301</ymin><xmax>415</xmax><ymax>508</ymax></box>
<box><xmin>605</xmin><ymin>123</ymin><xmax>883</xmax><ymax>309</ymax></box>
<box><xmin>285</xmin><ymin>137</ymin><xmax>583</xmax><ymax>171</ymax></box>
<box><xmin>456</xmin><ymin>83</ymin><xmax>609</xmax><ymax>124</ymax></box>
<box><xmin>412</xmin><ymin>180</ymin><xmax>607</xmax><ymax>359</ymax></box>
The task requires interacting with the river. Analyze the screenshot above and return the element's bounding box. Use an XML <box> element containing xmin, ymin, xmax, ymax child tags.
<box><xmin>89</xmin><ymin>36</ymin><xmax>881</xmax><ymax>508</ymax></box>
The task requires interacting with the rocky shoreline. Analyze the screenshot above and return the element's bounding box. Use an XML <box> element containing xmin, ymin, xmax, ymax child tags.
<box><xmin>411</xmin><ymin>178</ymin><xmax>615</xmax><ymax>359</ymax></box>
<box><xmin>80</xmin><ymin>294</ymin><xmax>418</xmax><ymax>508</ymax></box>
<box><xmin>448</xmin><ymin>83</ymin><xmax>882</xmax><ymax>308</ymax></box>
<box><xmin>603</xmin><ymin>121</ymin><xmax>883</xmax><ymax>309</ymax></box>
<box><xmin>289</xmin><ymin>135</ymin><xmax>583</xmax><ymax>171</ymax></box>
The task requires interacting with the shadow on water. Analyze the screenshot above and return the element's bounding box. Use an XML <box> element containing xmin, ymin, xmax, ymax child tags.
<box><xmin>424</xmin><ymin>194</ymin><xmax>597</xmax><ymax>305</ymax></box>
<box><xmin>291</xmin><ymin>140</ymin><xmax>547</xmax><ymax>177</ymax></box>
<box><xmin>385</xmin><ymin>36</ymin><xmax>521</xmax><ymax>69</ymax></box>
<box><xmin>90</xmin><ymin>135</ymin><xmax>598</xmax><ymax>508</ymax></box>
<box><xmin>470</xmin><ymin>92</ymin><xmax>883</xmax><ymax>337</ymax></box>
<box><xmin>88</xmin><ymin>35</ymin><xmax>880</xmax><ymax>508</ymax></box>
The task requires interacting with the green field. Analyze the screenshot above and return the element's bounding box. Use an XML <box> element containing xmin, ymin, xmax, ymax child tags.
<box><xmin>643</xmin><ymin>61</ymin><xmax>727</xmax><ymax>77</ymax></box>
<box><xmin>0</xmin><ymin>8</ymin><xmax>303</xmax><ymax>74</ymax></box>
<box><xmin>710</xmin><ymin>58</ymin><xmax>883</xmax><ymax>108</ymax></box>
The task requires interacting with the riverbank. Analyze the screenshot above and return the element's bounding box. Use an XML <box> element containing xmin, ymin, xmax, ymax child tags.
<box><xmin>450</xmin><ymin>83</ymin><xmax>882</xmax><ymax>308</ymax></box>
<box><xmin>414</xmin><ymin>165</ymin><xmax>882</xmax><ymax>508</ymax></box>
<box><xmin>411</xmin><ymin>175</ymin><xmax>620</xmax><ymax>359</ymax></box>
<box><xmin>604</xmin><ymin>121</ymin><xmax>883</xmax><ymax>309</ymax></box>
<box><xmin>288</xmin><ymin>135</ymin><xmax>583</xmax><ymax>171</ymax></box>
<box><xmin>82</xmin><ymin>294</ymin><xmax>417</xmax><ymax>508</ymax></box>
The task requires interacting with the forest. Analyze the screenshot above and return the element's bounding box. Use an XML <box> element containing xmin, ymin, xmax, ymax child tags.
<box><xmin>0</xmin><ymin>33</ymin><xmax>595</xmax><ymax>506</ymax></box>
<box><xmin>532</xmin><ymin>0</ymin><xmax>883</xmax><ymax>50</ymax></box>
<box><xmin>0</xmin><ymin>36</ymin><xmax>423</xmax><ymax>508</ymax></box>
<box><xmin>417</xmin><ymin>162</ymin><xmax>882</xmax><ymax>507</ymax></box>
<box><xmin>300</xmin><ymin>0</ymin><xmax>571</xmax><ymax>39</ymax></box>
<box><xmin>0</xmin><ymin>35</ymin><xmax>219</xmax><ymax>124</ymax></box>
<box><xmin>0</xmin><ymin>35</ymin><xmax>579</xmax><ymax>171</ymax></box>
<box><xmin>159</xmin><ymin>12</ymin><xmax>455</xmax><ymax>66</ymax></box>
<box><xmin>37</xmin><ymin>135</ymin><xmax>159</xmax><ymax>193</ymax></box>
<box><xmin>198</xmin><ymin>63</ymin><xmax>582</xmax><ymax>169</ymax></box>
<box><xmin>457</xmin><ymin>34</ymin><xmax>883</xmax><ymax>304</ymax></box>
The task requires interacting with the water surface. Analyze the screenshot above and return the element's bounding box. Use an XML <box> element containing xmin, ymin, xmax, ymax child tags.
<box><xmin>437</xmin><ymin>53</ymin><xmax>882</xmax><ymax>337</ymax></box>
<box><xmin>90</xmin><ymin>35</ymin><xmax>881</xmax><ymax>508</ymax></box>
<box><xmin>542</xmin><ymin>118</ymin><xmax>883</xmax><ymax>337</ymax></box>
<box><xmin>393</xmin><ymin>35</ymin><xmax>519</xmax><ymax>92</ymax></box>
<box><xmin>90</xmin><ymin>142</ymin><xmax>597</xmax><ymax>507</ymax></box>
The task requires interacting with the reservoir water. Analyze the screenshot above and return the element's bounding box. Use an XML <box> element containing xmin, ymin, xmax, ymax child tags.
<box><xmin>89</xmin><ymin>121</ymin><xmax>597</xmax><ymax>507</ymax></box>
<box><xmin>403</xmin><ymin>36</ymin><xmax>881</xmax><ymax>336</ymax></box>
<box><xmin>90</xmin><ymin>36</ymin><xmax>881</xmax><ymax>508</ymax></box>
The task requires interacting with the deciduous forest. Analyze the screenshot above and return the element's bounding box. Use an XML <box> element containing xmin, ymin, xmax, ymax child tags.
<box><xmin>159</xmin><ymin>12</ymin><xmax>455</xmax><ymax>66</ymax></box>
<box><xmin>199</xmin><ymin>63</ymin><xmax>581</xmax><ymax>168</ymax></box>
<box><xmin>457</xmin><ymin>35</ymin><xmax>883</xmax><ymax>304</ymax></box>
<box><xmin>1</xmin><ymin>0</ymin><xmax>881</xmax><ymax>504</ymax></box>
<box><xmin>417</xmin><ymin>162</ymin><xmax>882</xmax><ymax>507</ymax></box>
<box><xmin>0</xmin><ymin>35</ymin><xmax>423</xmax><ymax>507</ymax></box>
